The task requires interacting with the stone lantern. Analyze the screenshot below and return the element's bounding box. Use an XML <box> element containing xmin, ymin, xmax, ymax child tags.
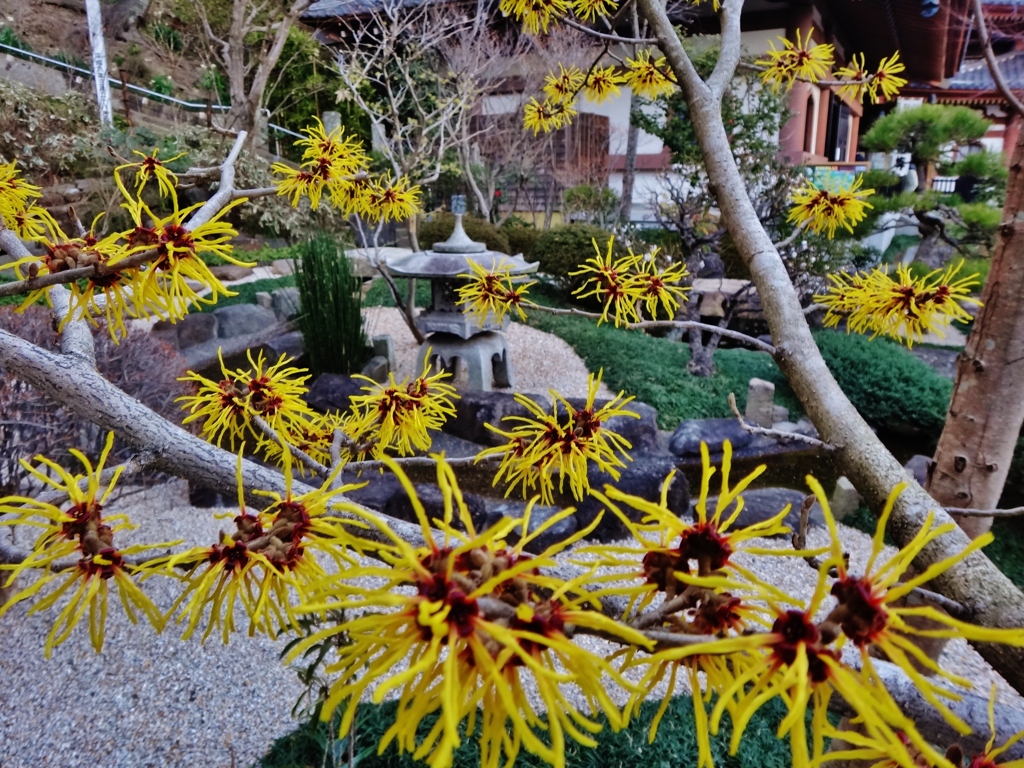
<box><xmin>387</xmin><ymin>195</ymin><xmax>538</xmax><ymax>390</ymax></box>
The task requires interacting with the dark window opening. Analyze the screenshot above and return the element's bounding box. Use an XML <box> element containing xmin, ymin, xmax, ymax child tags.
<box><xmin>803</xmin><ymin>95</ymin><xmax>816</xmax><ymax>153</ymax></box>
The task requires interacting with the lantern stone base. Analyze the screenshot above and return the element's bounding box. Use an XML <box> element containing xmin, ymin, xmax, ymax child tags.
<box><xmin>417</xmin><ymin>331</ymin><xmax>514</xmax><ymax>391</ymax></box>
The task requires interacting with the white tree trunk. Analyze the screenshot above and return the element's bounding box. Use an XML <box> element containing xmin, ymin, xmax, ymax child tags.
<box><xmin>85</xmin><ymin>0</ymin><xmax>113</xmax><ymax>126</ymax></box>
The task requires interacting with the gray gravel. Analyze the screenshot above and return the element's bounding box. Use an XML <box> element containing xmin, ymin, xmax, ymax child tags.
<box><xmin>2</xmin><ymin>316</ymin><xmax>1020</xmax><ymax>766</ymax></box>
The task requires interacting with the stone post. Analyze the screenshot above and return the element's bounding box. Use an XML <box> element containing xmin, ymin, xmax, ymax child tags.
<box><xmin>745</xmin><ymin>378</ymin><xmax>776</xmax><ymax>428</ymax></box>
<box><xmin>322</xmin><ymin>110</ymin><xmax>341</xmax><ymax>134</ymax></box>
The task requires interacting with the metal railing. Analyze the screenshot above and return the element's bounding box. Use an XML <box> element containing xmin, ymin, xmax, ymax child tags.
<box><xmin>0</xmin><ymin>40</ymin><xmax>303</xmax><ymax>139</ymax></box>
<box><xmin>931</xmin><ymin>176</ymin><xmax>959</xmax><ymax>193</ymax></box>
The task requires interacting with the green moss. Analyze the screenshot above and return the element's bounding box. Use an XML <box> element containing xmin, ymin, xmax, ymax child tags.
<box><xmin>260</xmin><ymin>695</ymin><xmax>824</xmax><ymax>768</ymax></box>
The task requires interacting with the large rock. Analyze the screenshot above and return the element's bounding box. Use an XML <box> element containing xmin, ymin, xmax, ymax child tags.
<box><xmin>698</xmin><ymin>488</ymin><xmax>824</xmax><ymax>532</ymax></box>
<box><xmin>265</xmin><ymin>331</ymin><xmax>304</xmax><ymax>362</ymax></box>
<box><xmin>561</xmin><ymin>398</ymin><xmax>661</xmax><ymax>454</ymax></box>
<box><xmin>745</xmin><ymin>378</ymin><xmax>775</xmax><ymax>429</ymax></box>
<box><xmin>385</xmin><ymin>483</ymin><xmax>489</xmax><ymax>533</ymax></box>
<box><xmin>905</xmin><ymin>454</ymin><xmax>933</xmax><ymax>486</ymax></box>
<box><xmin>305</xmin><ymin>373</ymin><xmax>368</xmax><ymax>414</ymax></box>
<box><xmin>443</xmin><ymin>390</ymin><xmax>551</xmax><ymax>447</ymax></box>
<box><xmin>213</xmin><ymin>304</ymin><xmax>277</xmax><ymax>338</ymax></box>
<box><xmin>425</xmin><ymin>431</ymin><xmax>484</xmax><ymax>459</ymax></box>
<box><xmin>669</xmin><ymin>418</ymin><xmax>753</xmax><ymax>457</ymax></box>
<box><xmin>485</xmin><ymin>499</ymin><xmax>579</xmax><ymax>554</ymax></box>
<box><xmin>271</xmin><ymin>287</ymin><xmax>302</xmax><ymax>321</ymax></box>
<box><xmin>575</xmin><ymin>454</ymin><xmax>691</xmax><ymax>542</ymax></box>
<box><xmin>175</xmin><ymin>312</ymin><xmax>219</xmax><ymax>348</ymax></box>
<box><xmin>340</xmin><ymin>472</ymin><xmax>403</xmax><ymax>512</ymax></box>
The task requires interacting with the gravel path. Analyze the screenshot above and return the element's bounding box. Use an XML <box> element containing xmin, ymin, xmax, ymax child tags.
<box><xmin>3</xmin><ymin>479</ymin><xmax>1022</xmax><ymax>767</ymax></box>
<box><xmin>362</xmin><ymin>307</ymin><xmax>613</xmax><ymax>399</ymax></box>
<box><xmin>1</xmin><ymin>316</ymin><xmax>1020</xmax><ymax>766</ymax></box>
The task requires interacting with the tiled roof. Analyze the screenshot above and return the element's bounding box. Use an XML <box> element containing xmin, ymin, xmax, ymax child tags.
<box><xmin>947</xmin><ymin>51</ymin><xmax>1024</xmax><ymax>90</ymax></box>
<box><xmin>303</xmin><ymin>0</ymin><xmax>430</xmax><ymax>20</ymax></box>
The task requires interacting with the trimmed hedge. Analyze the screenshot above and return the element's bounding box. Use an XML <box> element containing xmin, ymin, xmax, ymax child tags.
<box><xmin>418</xmin><ymin>212</ymin><xmax>511</xmax><ymax>254</ymax></box>
<box><xmin>532</xmin><ymin>223</ymin><xmax>623</xmax><ymax>289</ymax></box>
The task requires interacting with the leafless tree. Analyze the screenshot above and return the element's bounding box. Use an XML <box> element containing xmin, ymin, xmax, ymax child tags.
<box><xmin>195</xmin><ymin>0</ymin><xmax>314</xmax><ymax>140</ymax></box>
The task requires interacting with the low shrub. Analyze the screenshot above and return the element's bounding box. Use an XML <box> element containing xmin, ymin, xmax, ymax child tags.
<box><xmin>500</xmin><ymin>218</ymin><xmax>540</xmax><ymax>259</ymax></box>
<box><xmin>418</xmin><ymin>212</ymin><xmax>510</xmax><ymax>254</ymax></box>
<box><xmin>363</xmin><ymin>277</ymin><xmax>431</xmax><ymax>308</ymax></box>
<box><xmin>531</xmin><ymin>223</ymin><xmax>622</xmax><ymax>289</ymax></box>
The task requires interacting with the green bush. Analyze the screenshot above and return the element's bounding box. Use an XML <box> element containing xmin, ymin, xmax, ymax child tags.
<box><xmin>295</xmin><ymin>235</ymin><xmax>368</xmax><ymax>376</ymax></box>
<box><xmin>418</xmin><ymin>212</ymin><xmax>510</xmax><ymax>254</ymax></box>
<box><xmin>532</xmin><ymin>223</ymin><xmax>622</xmax><ymax>289</ymax></box>
<box><xmin>364</xmin><ymin>277</ymin><xmax>432</xmax><ymax>308</ymax></box>
<box><xmin>500</xmin><ymin>218</ymin><xmax>540</xmax><ymax>259</ymax></box>
<box><xmin>151</xmin><ymin>22</ymin><xmax>184</xmax><ymax>53</ymax></box>
<box><xmin>149</xmin><ymin>75</ymin><xmax>175</xmax><ymax>97</ymax></box>
<box><xmin>0</xmin><ymin>26</ymin><xmax>30</xmax><ymax>51</ymax></box>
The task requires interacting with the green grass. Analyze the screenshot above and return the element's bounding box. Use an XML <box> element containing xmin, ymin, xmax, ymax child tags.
<box><xmin>194</xmin><ymin>275</ymin><xmax>296</xmax><ymax>313</ymax></box>
<box><xmin>202</xmin><ymin>244</ymin><xmax>301</xmax><ymax>268</ymax></box>
<box><xmin>260</xmin><ymin>695</ymin><xmax>823</xmax><ymax>768</ymax></box>
<box><xmin>364</xmin><ymin>277</ymin><xmax>432</xmax><ymax>308</ymax></box>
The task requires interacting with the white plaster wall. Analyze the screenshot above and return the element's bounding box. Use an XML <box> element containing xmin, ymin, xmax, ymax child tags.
<box><xmin>578</xmin><ymin>87</ymin><xmax>663</xmax><ymax>155</ymax></box>
<box><xmin>608</xmin><ymin>169</ymin><xmax>691</xmax><ymax>223</ymax></box>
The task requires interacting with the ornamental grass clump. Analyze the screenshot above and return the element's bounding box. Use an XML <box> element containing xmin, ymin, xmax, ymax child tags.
<box><xmin>294</xmin><ymin>234</ymin><xmax>368</xmax><ymax>378</ymax></box>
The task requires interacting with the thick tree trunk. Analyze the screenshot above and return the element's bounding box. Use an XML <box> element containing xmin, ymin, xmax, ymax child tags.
<box><xmin>926</xmin><ymin>127</ymin><xmax>1024</xmax><ymax>537</ymax></box>
<box><xmin>636</xmin><ymin>0</ymin><xmax>1024</xmax><ymax>696</ymax></box>
<box><xmin>619</xmin><ymin>97</ymin><xmax>640</xmax><ymax>224</ymax></box>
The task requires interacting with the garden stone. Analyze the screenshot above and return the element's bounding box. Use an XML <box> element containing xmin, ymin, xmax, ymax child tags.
<box><xmin>745</xmin><ymin>378</ymin><xmax>775</xmax><ymax>428</ymax></box>
<box><xmin>560</xmin><ymin>398</ymin><xmax>661</xmax><ymax>454</ymax></box>
<box><xmin>255</xmin><ymin>291</ymin><xmax>272</xmax><ymax>310</ymax></box>
<box><xmin>385</xmin><ymin>483</ymin><xmax>489</xmax><ymax>533</ymax></box>
<box><xmin>669</xmin><ymin>418</ymin><xmax>752</xmax><ymax>457</ymax></box>
<box><xmin>372</xmin><ymin>334</ymin><xmax>396</xmax><ymax>372</ymax></box>
<box><xmin>305</xmin><ymin>373</ymin><xmax>366</xmax><ymax>414</ymax></box>
<box><xmin>830</xmin><ymin>476</ymin><xmax>861</xmax><ymax>522</ymax></box>
<box><xmin>487</xmin><ymin>500</ymin><xmax>578</xmax><ymax>554</ymax></box>
<box><xmin>575</xmin><ymin>455</ymin><xmax>691</xmax><ymax>542</ymax></box>
<box><xmin>444</xmin><ymin>390</ymin><xmax>552</xmax><ymax>447</ymax></box>
<box><xmin>425</xmin><ymin>430</ymin><xmax>484</xmax><ymax>459</ymax></box>
<box><xmin>698</xmin><ymin>488</ymin><xmax>824</xmax><ymax>531</ymax></box>
<box><xmin>209</xmin><ymin>264</ymin><xmax>254</xmax><ymax>281</ymax></box>
<box><xmin>175</xmin><ymin>312</ymin><xmax>218</xmax><ymax>348</ymax></box>
<box><xmin>265</xmin><ymin>331</ymin><xmax>304</xmax><ymax>362</ymax></box>
<box><xmin>213</xmin><ymin>304</ymin><xmax>277</xmax><ymax>338</ymax></box>
<box><xmin>697</xmin><ymin>253</ymin><xmax>725</xmax><ymax>279</ymax></box>
<box><xmin>905</xmin><ymin>454</ymin><xmax>933</xmax><ymax>486</ymax></box>
<box><xmin>271</xmin><ymin>259</ymin><xmax>296</xmax><ymax>276</ymax></box>
<box><xmin>772</xmin><ymin>405</ymin><xmax>790</xmax><ymax>424</ymax></box>
<box><xmin>361</xmin><ymin>355</ymin><xmax>390</xmax><ymax>382</ymax></box>
<box><xmin>341</xmin><ymin>472</ymin><xmax>403</xmax><ymax>512</ymax></box>
<box><xmin>150</xmin><ymin>320</ymin><xmax>180</xmax><ymax>350</ymax></box>
<box><xmin>271</xmin><ymin>287</ymin><xmax>301</xmax><ymax>321</ymax></box>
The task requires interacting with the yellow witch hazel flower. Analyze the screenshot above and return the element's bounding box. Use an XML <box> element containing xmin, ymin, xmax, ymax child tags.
<box><xmin>499</xmin><ymin>0</ymin><xmax>571</xmax><ymax>35</ymax></box>
<box><xmin>571</xmin><ymin>237</ymin><xmax>690</xmax><ymax>326</ymax></box>
<box><xmin>3</xmin><ymin>215</ymin><xmax>148</xmax><ymax>340</ymax></box>
<box><xmin>478</xmin><ymin>371</ymin><xmax>636</xmax><ymax>504</ymax></box>
<box><xmin>0</xmin><ymin>432</ymin><xmax>173</xmax><ymax>657</ymax></box>
<box><xmin>272</xmin><ymin>117</ymin><xmax>370</xmax><ymax>212</ymax></box>
<box><xmin>342</xmin><ymin>358</ymin><xmax>459</xmax><ymax>459</ymax></box>
<box><xmin>290</xmin><ymin>457</ymin><xmax>648</xmax><ymax>768</ymax></box>
<box><xmin>623</xmin><ymin>51</ymin><xmax>677</xmax><ymax>99</ymax></box>
<box><xmin>755</xmin><ymin>28</ymin><xmax>835</xmax><ymax>91</ymax></box>
<box><xmin>584</xmin><ymin>64</ymin><xmax>626</xmax><ymax>103</ymax></box>
<box><xmin>362</xmin><ymin>173</ymin><xmax>422</xmax><ymax>223</ymax></box>
<box><xmin>456</xmin><ymin>258</ymin><xmax>536</xmax><ymax>326</ymax></box>
<box><xmin>154</xmin><ymin>451</ymin><xmax>365</xmax><ymax>643</ymax></box>
<box><xmin>116</xmin><ymin>147</ymin><xmax>187</xmax><ymax>197</ymax></box>
<box><xmin>113</xmin><ymin>174</ymin><xmax>252</xmax><ymax>320</ymax></box>
<box><xmin>836</xmin><ymin>52</ymin><xmax>906</xmax><ymax>105</ymax></box>
<box><xmin>816</xmin><ymin>261</ymin><xmax>981</xmax><ymax>347</ymax></box>
<box><xmin>812</xmin><ymin>476</ymin><xmax>1024</xmax><ymax>740</ymax></box>
<box><xmin>522</xmin><ymin>97</ymin><xmax>563</xmax><ymax>135</ymax></box>
<box><xmin>571</xmin><ymin>0</ymin><xmax>616</xmax><ymax>21</ymax></box>
<box><xmin>178</xmin><ymin>350</ymin><xmax>317</xmax><ymax>449</ymax></box>
<box><xmin>787</xmin><ymin>174</ymin><xmax>874</xmax><ymax>238</ymax></box>
<box><xmin>543</xmin><ymin>64</ymin><xmax>585</xmax><ymax>103</ymax></box>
